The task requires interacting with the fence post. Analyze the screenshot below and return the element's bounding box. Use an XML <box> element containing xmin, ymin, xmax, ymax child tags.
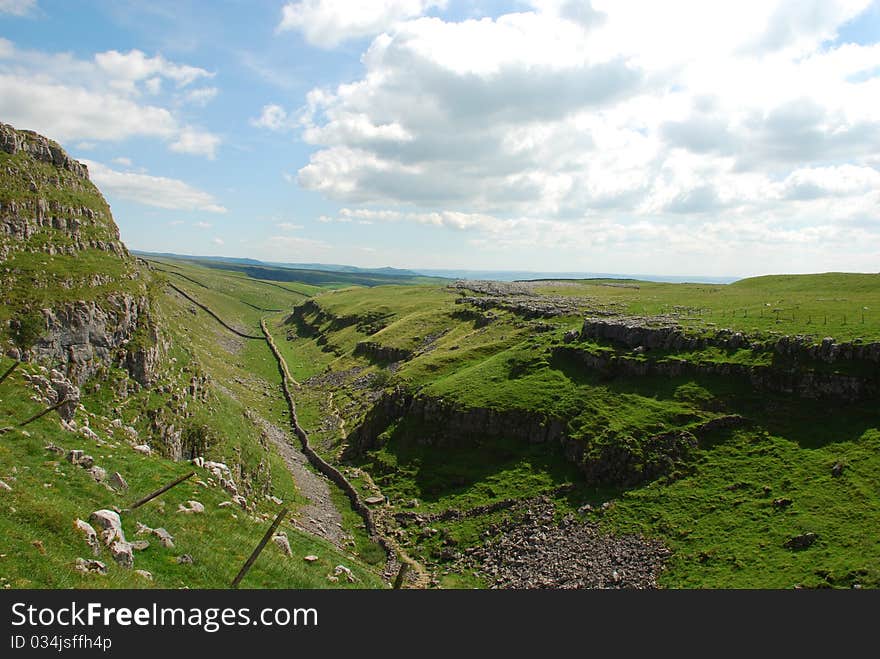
<box><xmin>0</xmin><ymin>361</ymin><xmax>18</xmax><ymax>386</ymax></box>
<box><xmin>231</xmin><ymin>506</ymin><xmax>290</xmax><ymax>589</ymax></box>
<box><xmin>126</xmin><ymin>471</ymin><xmax>195</xmax><ymax>511</ymax></box>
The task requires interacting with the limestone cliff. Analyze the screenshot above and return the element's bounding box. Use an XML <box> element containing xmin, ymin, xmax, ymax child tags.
<box><xmin>0</xmin><ymin>121</ymin><xmax>163</xmax><ymax>384</ymax></box>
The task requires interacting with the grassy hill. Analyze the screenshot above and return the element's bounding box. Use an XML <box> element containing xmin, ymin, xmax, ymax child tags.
<box><xmin>267</xmin><ymin>273</ymin><xmax>880</xmax><ymax>588</ymax></box>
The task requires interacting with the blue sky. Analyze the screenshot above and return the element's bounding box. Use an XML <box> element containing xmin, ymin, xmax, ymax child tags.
<box><xmin>1</xmin><ymin>0</ymin><xmax>878</xmax><ymax>276</ymax></box>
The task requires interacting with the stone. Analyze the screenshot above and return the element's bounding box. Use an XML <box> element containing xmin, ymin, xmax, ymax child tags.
<box><xmin>772</xmin><ymin>498</ymin><xmax>793</xmax><ymax>508</ymax></box>
<box><xmin>78</xmin><ymin>455</ymin><xmax>95</xmax><ymax>469</ymax></box>
<box><xmin>831</xmin><ymin>462</ymin><xmax>845</xmax><ymax>477</ymax></box>
<box><xmin>66</xmin><ymin>449</ymin><xmax>84</xmax><ymax>464</ymax></box>
<box><xmin>232</xmin><ymin>495</ymin><xmax>247</xmax><ymax>509</ymax></box>
<box><xmin>304</xmin><ymin>555</ymin><xmax>319</xmax><ymax>562</ymax></box>
<box><xmin>153</xmin><ymin>528</ymin><xmax>174</xmax><ymax>548</ymax></box>
<box><xmin>0</xmin><ymin>480</ymin><xmax>11</xmax><ymax>492</ymax></box>
<box><xmin>176</xmin><ymin>554</ymin><xmax>194</xmax><ymax>565</ymax></box>
<box><xmin>89</xmin><ymin>509</ymin><xmax>124</xmax><ymax>546</ymax></box>
<box><xmin>78</xmin><ymin>427</ymin><xmax>99</xmax><ymax>443</ymax></box>
<box><xmin>333</xmin><ymin>564</ymin><xmax>357</xmax><ymax>583</ymax></box>
<box><xmin>177</xmin><ymin>500</ymin><xmax>205</xmax><ymax>514</ymax></box>
<box><xmin>87</xmin><ymin>466</ymin><xmax>107</xmax><ymax>482</ymax></box>
<box><xmin>135</xmin><ymin>569</ymin><xmax>153</xmax><ymax>581</ymax></box>
<box><xmin>364</xmin><ymin>496</ymin><xmax>385</xmax><ymax>505</ymax></box>
<box><xmin>132</xmin><ymin>444</ymin><xmax>151</xmax><ymax>456</ymax></box>
<box><xmin>109</xmin><ymin>471</ymin><xmax>128</xmax><ymax>490</ymax></box>
<box><xmin>784</xmin><ymin>532</ymin><xmax>818</xmax><ymax>550</ymax></box>
<box><xmin>110</xmin><ymin>541</ymin><xmax>134</xmax><ymax>568</ymax></box>
<box><xmin>130</xmin><ymin>540</ymin><xmax>150</xmax><ymax>551</ymax></box>
<box><xmin>73</xmin><ymin>518</ymin><xmax>101</xmax><ymax>556</ymax></box>
<box><xmin>74</xmin><ymin>558</ymin><xmax>107</xmax><ymax>575</ymax></box>
<box><xmin>272</xmin><ymin>532</ymin><xmax>293</xmax><ymax>557</ymax></box>
<box><xmin>218</xmin><ymin>501</ymin><xmax>233</xmax><ymax>508</ymax></box>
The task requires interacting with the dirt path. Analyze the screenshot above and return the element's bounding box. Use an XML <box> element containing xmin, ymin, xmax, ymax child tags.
<box><xmin>251</xmin><ymin>414</ymin><xmax>345</xmax><ymax>545</ymax></box>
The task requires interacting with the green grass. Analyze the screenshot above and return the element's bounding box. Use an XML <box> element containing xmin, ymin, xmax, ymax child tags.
<box><xmin>0</xmin><ymin>359</ymin><xmax>384</xmax><ymax>589</ymax></box>
<box><xmin>271</xmin><ymin>275</ymin><xmax>880</xmax><ymax>589</ymax></box>
<box><xmin>533</xmin><ymin>273</ymin><xmax>880</xmax><ymax>342</ymax></box>
<box><xmin>605</xmin><ymin>427</ymin><xmax>880</xmax><ymax>588</ymax></box>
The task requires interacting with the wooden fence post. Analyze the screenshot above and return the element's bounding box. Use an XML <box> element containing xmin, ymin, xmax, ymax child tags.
<box><xmin>231</xmin><ymin>506</ymin><xmax>289</xmax><ymax>589</ymax></box>
<box><xmin>17</xmin><ymin>398</ymin><xmax>70</xmax><ymax>427</ymax></box>
<box><xmin>126</xmin><ymin>471</ymin><xmax>195</xmax><ymax>511</ymax></box>
<box><xmin>0</xmin><ymin>361</ymin><xmax>18</xmax><ymax>386</ymax></box>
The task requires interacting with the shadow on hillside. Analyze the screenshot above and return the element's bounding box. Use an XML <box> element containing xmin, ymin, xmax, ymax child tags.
<box><xmin>350</xmin><ymin>423</ymin><xmax>584</xmax><ymax>506</ymax></box>
<box><xmin>548</xmin><ymin>349</ymin><xmax>879</xmax><ymax>451</ymax></box>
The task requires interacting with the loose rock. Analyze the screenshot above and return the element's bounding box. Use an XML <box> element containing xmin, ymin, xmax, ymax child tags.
<box><xmin>73</xmin><ymin>518</ymin><xmax>101</xmax><ymax>556</ymax></box>
<box><xmin>272</xmin><ymin>532</ymin><xmax>293</xmax><ymax>557</ymax></box>
<box><xmin>89</xmin><ymin>509</ymin><xmax>124</xmax><ymax>546</ymax></box>
<box><xmin>75</xmin><ymin>558</ymin><xmax>107</xmax><ymax>575</ymax></box>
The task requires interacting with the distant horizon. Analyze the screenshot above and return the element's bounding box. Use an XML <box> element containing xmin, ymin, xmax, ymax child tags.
<box><xmin>135</xmin><ymin>249</ymin><xmax>877</xmax><ymax>285</ymax></box>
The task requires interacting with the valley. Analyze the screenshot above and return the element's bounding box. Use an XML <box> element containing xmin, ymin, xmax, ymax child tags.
<box><xmin>1</xmin><ymin>121</ymin><xmax>878</xmax><ymax>590</ymax></box>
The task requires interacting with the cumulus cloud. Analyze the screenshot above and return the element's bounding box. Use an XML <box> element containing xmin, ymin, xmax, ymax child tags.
<box><xmin>293</xmin><ymin>0</ymin><xmax>880</xmax><ymax>253</ymax></box>
<box><xmin>0</xmin><ymin>41</ymin><xmax>220</xmax><ymax>157</ymax></box>
<box><xmin>94</xmin><ymin>49</ymin><xmax>212</xmax><ymax>90</ymax></box>
<box><xmin>278</xmin><ymin>0</ymin><xmax>447</xmax><ymax>48</ymax></box>
<box><xmin>0</xmin><ymin>0</ymin><xmax>36</xmax><ymax>16</ymax></box>
<box><xmin>83</xmin><ymin>160</ymin><xmax>227</xmax><ymax>213</ymax></box>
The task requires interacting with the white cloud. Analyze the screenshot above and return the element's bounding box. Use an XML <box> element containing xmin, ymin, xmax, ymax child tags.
<box><xmin>0</xmin><ymin>41</ymin><xmax>220</xmax><ymax>157</ymax></box>
<box><xmin>251</xmin><ymin>104</ymin><xmax>290</xmax><ymax>131</ymax></box>
<box><xmin>170</xmin><ymin>127</ymin><xmax>220</xmax><ymax>158</ymax></box>
<box><xmin>0</xmin><ymin>0</ymin><xmax>35</xmax><ymax>16</ymax></box>
<box><xmin>82</xmin><ymin>160</ymin><xmax>227</xmax><ymax>213</ymax></box>
<box><xmin>212</xmin><ymin>237</ymin><xmax>224</xmax><ymax>245</ymax></box>
<box><xmin>293</xmin><ymin>0</ymin><xmax>880</xmax><ymax>273</ymax></box>
<box><xmin>94</xmin><ymin>49</ymin><xmax>212</xmax><ymax>89</ymax></box>
<box><xmin>184</xmin><ymin>86</ymin><xmax>218</xmax><ymax>106</ymax></box>
<box><xmin>168</xmin><ymin>220</ymin><xmax>184</xmax><ymax>226</ymax></box>
<box><xmin>195</xmin><ymin>221</ymin><xmax>213</xmax><ymax>229</ymax></box>
<box><xmin>112</xmin><ymin>156</ymin><xmax>133</xmax><ymax>167</ymax></box>
<box><xmin>278</xmin><ymin>0</ymin><xmax>447</xmax><ymax>48</ymax></box>
<box><xmin>277</xmin><ymin>222</ymin><xmax>304</xmax><ymax>231</ymax></box>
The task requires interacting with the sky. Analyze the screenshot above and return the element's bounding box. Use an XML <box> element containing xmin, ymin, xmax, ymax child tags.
<box><xmin>0</xmin><ymin>0</ymin><xmax>879</xmax><ymax>278</ymax></box>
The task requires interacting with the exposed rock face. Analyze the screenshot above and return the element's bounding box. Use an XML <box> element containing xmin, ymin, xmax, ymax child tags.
<box><xmin>0</xmin><ymin>123</ymin><xmax>89</xmax><ymax>178</ymax></box>
<box><xmin>554</xmin><ymin>345</ymin><xmax>878</xmax><ymax>402</ymax></box>
<box><xmin>580</xmin><ymin>317</ymin><xmax>880</xmax><ymax>365</ymax></box>
<box><xmin>0</xmin><ymin>122</ymin><xmax>127</xmax><ymax>259</ymax></box>
<box><xmin>1</xmin><ymin>121</ymin><xmax>164</xmax><ymax>385</ymax></box>
<box><xmin>31</xmin><ymin>295</ymin><xmax>162</xmax><ymax>385</ymax></box>
<box><xmin>345</xmin><ymin>389</ymin><xmax>696</xmax><ymax>488</ymax></box>
<box><xmin>353</xmin><ymin>341</ymin><xmax>413</xmax><ymax>365</ymax></box>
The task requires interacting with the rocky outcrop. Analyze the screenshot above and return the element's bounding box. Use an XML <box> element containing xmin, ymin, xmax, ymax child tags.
<box><xmin>345</xmin><ymin>389</ymin><xmax>697</xmax><ymax>487</ymax></box>
<box><xmin>28</xmin><ymin>295</ymin><xmax>162</xmax><ymax>385</ymax></box>
<box><xmin>1</xmin><ymin>122</ymin><xmax>89</xmax><ymax>178</ymax></box>
<box><xmin>580</xmin><ymin>317</ymin><xmax>880</xmax><ymax>365</ymax></box>
<box><xmin>1</xmin><ymin>121</ymin><xmax>164</xmax><ymax>385</ymax></box>
<box><xmin>554</xmin><ymin>345</ymin><xmax>878</xmax><ymax>402</ymax></box>
<box><xmin>353</xmin><ymin>341</ymin><xmax>413</xmax><ymax>365</ymax></box>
